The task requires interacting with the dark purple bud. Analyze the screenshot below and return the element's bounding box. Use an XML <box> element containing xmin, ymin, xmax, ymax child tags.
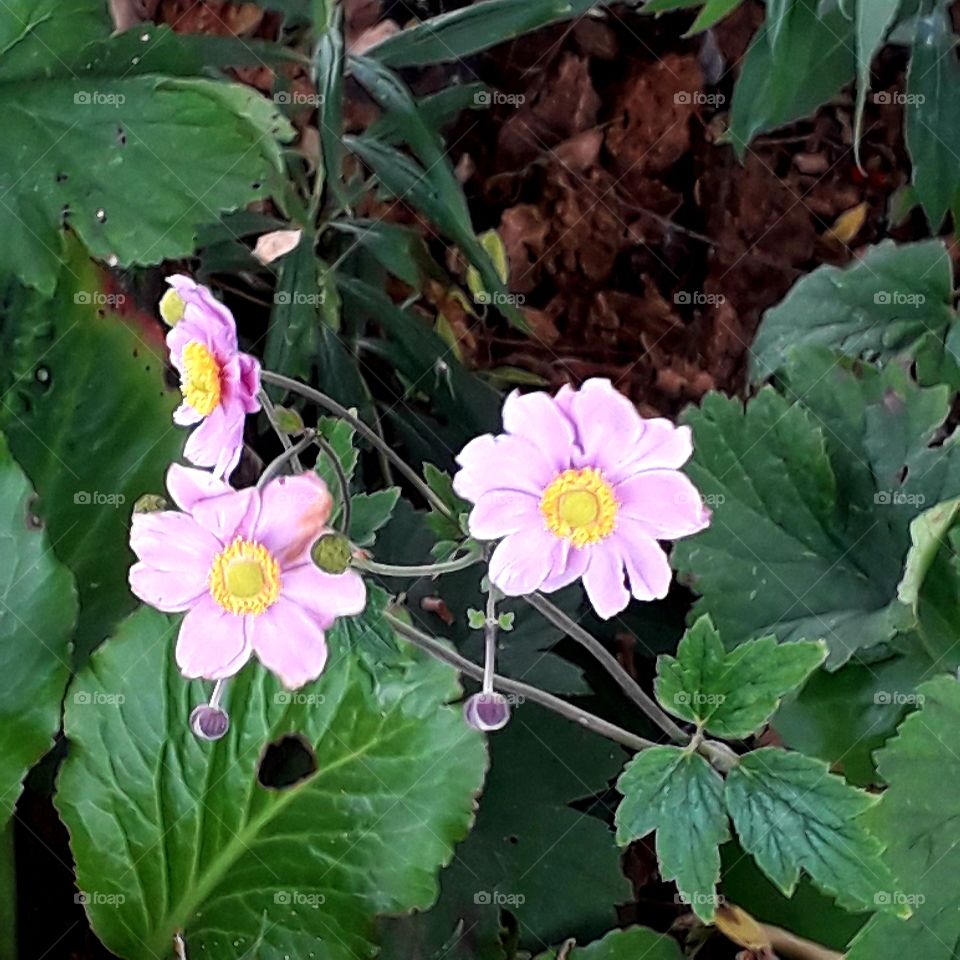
<box><xmin>190</xmin><ymin>704</ymin><xmax>230</xmax><ymax>741</ymax></box>
<box><xmin>463</xmin><ymin>692</ymin><xmax>511</xmax><ymax>732</ymax></box>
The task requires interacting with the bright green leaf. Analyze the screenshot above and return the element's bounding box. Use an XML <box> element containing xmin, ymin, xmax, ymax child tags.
<box><xmin>655</xmin><ymin>616</ymin><xmax>826</xmax><ymax>738</ymax></box>
<box><xmin>615</xmin><ymin>746</ymin><xmax>728</xmax><ymax>921</ymax></box>
<box><xmin>349</xmin><ymin>487</ymin><xmax>401</xmax><ymax>546</ymax></box>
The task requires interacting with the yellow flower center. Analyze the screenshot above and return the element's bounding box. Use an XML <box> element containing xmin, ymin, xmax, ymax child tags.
<box><xmin>159</xmin><ymin>288</ymin><xmax>186</xmax><ymax>327</ymax></box>
<box><xmin>181</xmin><ymin>340</ymin><xmax>222</xmax><ymax>416</ymax></box>
<box><xmin>209</xmin><ymin>537</ymin><xmax>281</xmax><ymax>615</ymax></box>
<box><xmin>540</xmin><ymin>467</ymin><xmax>618</xmax><ymax>547</ymax></box>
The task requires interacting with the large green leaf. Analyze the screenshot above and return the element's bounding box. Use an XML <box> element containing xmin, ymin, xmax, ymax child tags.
<box><xmin>906</xmin><ymin>5</ymin><xmax>960</xmax><ymax>231</ymax></box>
<box><xmin>674</xmin><ymin>348</ymin><xmax>960</xmax><ymax>667</ymax></box>
<box><xmin>0</xmin><ymin>0</ymin><xmax>292</xmax><ymax>292</ymax></box>
<box><xmin>0</xmin><ymin>247</ymin><xmax>184</xmax><ymax>661</ymax></box>
<box><xmin>57</xmin><ymin>604</ymin><xmax>487</xmax><ymax>959</ymax></box>
<box><xmin>655</xmin><ymin>616</ymin><xmax>826</xmax><ymax>739</ymax></box>
<box><xmin>725</xmin><ymin>749</ymin><xmax>897</xmax><ymax>914</ymax></box>
<box><xmin>728</xmin><ymin>0</ymin><xmax>855</xmax><ymax>154</ymax></box>
<box><xmin>854</xmin><ymin>0</ymin><xmax>900</xmax><ymax>157</ymax></box>
<box><xmin>536</xmin><ymin>926</ymin><xmax>683</xmax><ymax>960</ymax></box>
<box><xmin>615</xmin><ymin>746</ymin><xmax>728</xmax><ymax>921</ymax></box>
<box><xmin>847</xmin><ymin>677</ymin><xmax>960</xmax><ymax>959</ymax></box>
<box><xmin>749</xmin><ymin>240</ymin><xmax>957</xmax><ymax>383</ymax></box>
<box><xmin>0</xmin><ymin>433</ymin><xmax>77</xmax><ymax>824</ymax></box>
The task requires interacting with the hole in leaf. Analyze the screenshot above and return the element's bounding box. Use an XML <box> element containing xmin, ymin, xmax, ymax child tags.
<box><xmin>55</xmin><ymin>172</ymin><xmax>68</xmax><ymax>183</ymax></box>
<box><xmin>258</xmin><ymin>734</ymin><xmax>317</xmax><ymax>789</ymax></box>
<box><xmin>116</xmin><ymin>127</ymin><xmax>127</xmax><ymax>147</ymax></box>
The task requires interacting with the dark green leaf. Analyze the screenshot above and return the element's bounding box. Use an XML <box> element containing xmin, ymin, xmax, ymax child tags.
<box><xmin>536</xmin><ymin>926</ymin><xmax>684</xmax><ymax>960</ymax></box>
<box><xmin>349</xmin><ymin>487</ymin><xmax>401</xmax><ymax>546</ymax></box>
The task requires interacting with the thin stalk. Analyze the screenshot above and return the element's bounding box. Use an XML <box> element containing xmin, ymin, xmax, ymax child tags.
<box><xmin>524</xmin><ymin>592</ymin><xmax>687</xmax><ymax>742</ymax></box>
<box><xmin>257</xmin><ymin>430</ymin><xmax>318</xmax><ymax>489</ymax></box>
<box><xmin>385</xmin><ymin>612</ymin><xmax>656</xmax><ymax>754</ymax></box>
<box><xmin>261</xmin><ymin>370</ymin><xmax>453</xmax><ymax>518</ymax></box>
<box><xmin>258</xmin><ymin>388</ymin><xmax>304</xmax><ymax>475</ymax></box>
<box><xmin>352</xmin><ymin>544</ymin><xmax>482</xmax><ymax>579</ymax></box>
<box><xmin>313</xmin><ymin>433</ymin><xmax>352</xmax><ymax>535</ymax></box>
<box><xmin>483</xmin><ymin>588</ymin><xmax>498</xmax><ymax>695</ymax></box>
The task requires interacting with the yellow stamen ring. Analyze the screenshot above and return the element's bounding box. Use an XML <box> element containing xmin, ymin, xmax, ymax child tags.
<box><xmin>181</xmin><ymin>340</ymin><xmax>222</xmax><ymax>416</ymax></box>
<box><xmin>209</xmin><ymin>537</ymin><xmax>281</xmax><ymax>616</ymax></box>
<box><xmin>540</xmin><ymin>467</ymin><xmax>618</xmax><ymax>547</ymax></box>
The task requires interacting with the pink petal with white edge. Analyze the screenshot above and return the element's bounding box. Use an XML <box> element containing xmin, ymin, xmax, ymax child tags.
<box><xmin>165</xmin><ymin>463</ymin><xmax>232</xmax><ymax>512</ymax></box>
<box><xmin>282</xmin><ymin>562</ymin><xmax>366</xmax><ymax>623</ymax></box>
<box><xmin>467</xmin><ymin>489</ymin><xmax>541</xmax><ymax>540</ymax></box>
<box><xmin>129</xmin><ymin>562</ymin><xmax>207</xmax><ymax>612</ymax></box>
<box><xmin>582</xmin><ymin>541</ymin><xmax>631</xmax><ymax>619</ymax></box>
<box><xmin>176</xmin><ymin>597</ymin><xmax>252</xmax><ymax>680</ymax></box>
<box><xmin>616</xmin><ymin>470</ymin><xmax>711</xmax><ymax>539</ymax></box>
<box><xmin>502</xmin><ymin>389</ymin><xmax>576</xmax><ymax>473</ymax></box>
<box><xmin>250</xmin><ymin>599</ymin><xmax>329</xmax><ymax>689</ymax></box>
<box><xmin>618</xmin><ymin>532</ymin><xmax>674</xmax><ymax>602</ymax></box>
<box><xmin>488</xmin><ymin>527</ymin><xmax>561</xmax><ymax>596</ymax></box>
<box><xmin>453</xmin><ymin>433</ymin><xmax>557</xmax><ymax>502</ymax></box>
<box><xmin>606</xmin><ymin>420</ymin><xmax>695</xmax><ymax>484</ymax></box>
<box><xmin>173</xmin><ymin>402</ymin><xmax>203</xmax><ymax>426</ymax></box>
<box><xmin>253</xmin><ymin>473</ymin><xmax>334</xmax><ymax>565</ymax></box>
<box><xmin>129</xmin><ymin>511</ymin><xmax>220</xmax><ymax>576</ymax></box>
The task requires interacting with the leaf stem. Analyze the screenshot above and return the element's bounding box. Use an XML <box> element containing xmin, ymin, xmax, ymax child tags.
<box><xmin>258</xmin><ymin>387</ymin><xmax>304</xmax><ymax>475</ymax></box>
<box><xmin>523</xmin><ymin>592</ymin><xmax>688</xmax><ymax>742</ymax></box>
<box><xmin>260</xmin><ymin>369</ymin><xmax>453</xmax><ymax>518</ymax></box>
<box><xmin>257</xmin><ymin>430</ymin><xmax>318</xmax><ymax>489</ymax></box>
<box><xmin>385</xmin><ymin>612</ymin><xmax>657</xmax><ymax>754</ymax></box>
<box><xmin>353</xmin><ymin>543</ymin><xmax>482</xmax><ymax>578</ymax></box>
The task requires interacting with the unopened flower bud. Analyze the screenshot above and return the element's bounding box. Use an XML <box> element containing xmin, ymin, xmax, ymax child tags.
<box><xmin>463</xmin><ymin>692</ymin><xmax>511</xmax><ymax>732</ymax></box>
<box><xmin>273</xmin><ymin>405</ymin><xmax>305</xmax><ymax>435</ymax></box>
<box><xmin>190</xmin><ymin>704</ymin><xmax>229</xmax><ymax>741</ymax></box>
<box><xmin>311</xmin><ymin>533</ymin><xmax>352</xmax><ymax>574</ymax></box>
<box><xmin>159</xmin><ymin>288</ymin><xmax>186</xmax><ymax>327</ymax></box>
<box><xmin>133</xmin><ymin>493</ymin><xmax>168</xmax><ymax>514</ymax></box>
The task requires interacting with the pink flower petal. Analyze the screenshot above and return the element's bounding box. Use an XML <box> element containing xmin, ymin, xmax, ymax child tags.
<box><xmin>618</xmin><ymin>532</ymin><xmax>674</xmax><ymax>602</ymax></box>
<box><xmin>606</xmin><ymin>421</ymin><xmax>694</xmax><ymax>483</ymax></box>
<box><xmin>238</xmin><ymin>353</ymin><xmax>262</xmax><ymax>411</ymax></box>
<box><xmin>488</xmin><ymin>528</ymin><xmax>560</xmax><ymax>596</ymax></box>
<box><xmin>616</xmin><ymin>470</ymin><xmax>711</xmax><ymax>539</ymax></box>
<box><xmin>282</xmin><ymin>563</ymin><xmax>366</xmax><ymax>623</ymax></box>
<box><xmin>569</xmin><ymin>379</ymin><xmax>643</xmax><ymax>469</ymax></box>
<box><xmin>582</xmin><ymin>541</ymin><xmax>630</xmax><ymax>619</ymax></box>
<box><xmin>129</xmin><ymin>511</ymin><xmax>220</xmax><ymax>572</ymax></box>
<box><xmin>191</xmin><ymin>484</ymin><xmax>259</xmax><ymax>543</ymax></box>
<box><xmin>176</xmin><ymin>597</ymin><xmax>252</xmax><ymax>680</ymax></box>
<box><xmin>250</xmin><ymin>599</ymin><xmax>329</xmax><ymax>689</ymax></box>
<box><xmin>453</xmin><ymin>433</ymin><xmax>556</xmax><ymax>502</ymax></box>
<box><xmin>540</xmin><ymin>542</ymin><xmax>589</xmax><ymax>593</ymax></box>
<box><xmin>502</xmin><ymin>389</ymin><xmax>576</xmax><ymax>473</ymax></box>
<box><xmin>467</xmin><ymin>489</ymin><xmax>541</xmax><ymax>540</ymax></box>
<box><xmin>129</xmin><ymin>562</ymin><xmax>207</xmax><ymax>612</ymax></box>
<box><xmin>173</xmin><ymin>402</ymin><xmax>203</xmax><ymax>426</ymax></box>
<box><xmin>183</xmin><ymin>402</ymin><xmax>246</xmax><ymax>479</ymax></box>
<box><xmin>253</xmin><ymin>473</ymin><xmax>334</xmax><ymax>564</ymax></box>
<box><xmin>165</xmin><ymin>463</ymin><xmax>232</xmax><ymax>512</ymax></box>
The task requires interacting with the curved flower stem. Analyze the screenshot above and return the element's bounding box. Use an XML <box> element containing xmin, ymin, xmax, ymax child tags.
<box><xmin>257</xmin><ymin>430</ymin><xmax>318</xmax><ymax>489</ymax></box>
<box><xmin>352</xmin><ymin>543</ymin><xmax>482</xmax><ymax>579</ymax></box>
<box><xmin>313</xmin><ymin>432</ymin><xmax>353</xmax><ymax>535</ymax></box>
<box><xmin>260</xmin><ymin>370</ymin><xmax>454</xmax><ymax>519</ymax></box>
<box><xmin>208</xmin><ymin>678</ymin><xmax>227</xmax><ymax>711</ymax></box>
<box><xmin>483</xmin><ymin>587</ymin><xmax>499</xmax><ymax>695</ymax></box>
<box><xmin>258</xmin><ymin>387</ymin><xmax>304</xmax><ymax>475</ymax></box>
<box><xmin>385</xmin><ymin>612</ymin><xmax>657</xmax><ymax>754</ymax></box>
<box><xmin>523</xmin><ymin>592</ymin><xmax>688</xmax><ymax>742</ymax></box>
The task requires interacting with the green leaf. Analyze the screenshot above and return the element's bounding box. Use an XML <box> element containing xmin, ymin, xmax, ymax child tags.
<box><xmin>674</xmin><ymin>347</ymin><xmax>960</xmax><ymax>667</ymax></box>
<box><xmin>906</xmin><ymin>6</ymin><xmax>960</xmax><ymax>231</ymax></box>
<box><xmin>0</xmin><ymin>2</ymin><xmax>292</xmax><ymax>293</ymax></box>
<box><xmin>765</xmin><ymin>0</ymin><xmax>794</xmax><ymax>50</ymax></box>
<box><xmin>749</xmin><ymin>240</ymin><xmax>956</xmax><ymax>384</ymax></box>
<box><xmin>368</xmin><ymin>0</ymin><xmax>575</xmax><ymax>68</ymax></box>
<box><xmin>349</xmin><ymin>488</ymin><xmax>401</xmax><ymax>546</ymax></box>
<box><xmin>329</xmin><ymin>219</ymin><xmax>443</xmax><ymax>290</ymax></box>
<box><xmin>615</xmin><ymin>746</ymin><xmax>728</xmax><ymax>921</ymax></box>
<box><xmin>57</xmin><ymin>605</ymin><xmax>486</xmax><ymax>959</ymax></box>
<box><xmin>687</xmin><ymin>0</ymin><xmax>745</xmax><ymax>32</ymax></box>
<box><xmin>726</xmin><ymin>748</ymin><xmax>896</xmax><ymax>913</ymax></box>
<box><xmin>537</xmin><ymin>926</ymin><xmax>684</xmax><ymax>960</ymax></box>
<box><xmin>656</xmin><ymin>616</ymin><xmax>826</xmax><ymax>738</ymax></box>
<box><xmin>0</xmin><ymin>433</ymin><xmax>77</xmax><ymax>825</ymax></box>
<box><xmin>728</xmin><ymin>0</ymin><xmax>855</xmax><ymax>155</ymax></box>
<box><xmin>847</xmin><ymin>677</ymin><xmax>960</xmax><ymax>958</ymax></box>
<box><xmin>854</xmin><ymin>0</ymin><xmax>900</xmax><ymax>160</ymax></box>
<box><xmin>315</xmin><ymin>9</ymin><xmax>347</xmax><ymax>208</ymax></box>
<box><xmin>0</xmin><ymin>244</ymin><xmax>184</xmax><ymax>661</ymax></box>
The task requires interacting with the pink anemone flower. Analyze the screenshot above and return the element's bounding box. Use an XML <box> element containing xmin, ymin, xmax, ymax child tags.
<box><xmin>161</xmin><ymin>275</ymin><xmax>261</xmax><ymax>478</ymax></box>
<box><xmin>453</xmin><ymin>378</ymin><xmax>710</xmax><ymax>619</ymax></box>
<box><xmin>129</xmin><ymin>464</ymin><xmax>366</xmax><ymax>689</ymax></box>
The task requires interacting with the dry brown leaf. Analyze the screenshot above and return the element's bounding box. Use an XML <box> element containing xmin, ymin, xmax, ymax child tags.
<box><xmin>715</xmin><ymin>903</ymin><xmax>771</xmax><ymax>952</ymax></box>
<box><xmin>253</xmin><ymin>229</ymin><xmax>303</xmax><ymax>265</ymax></box>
